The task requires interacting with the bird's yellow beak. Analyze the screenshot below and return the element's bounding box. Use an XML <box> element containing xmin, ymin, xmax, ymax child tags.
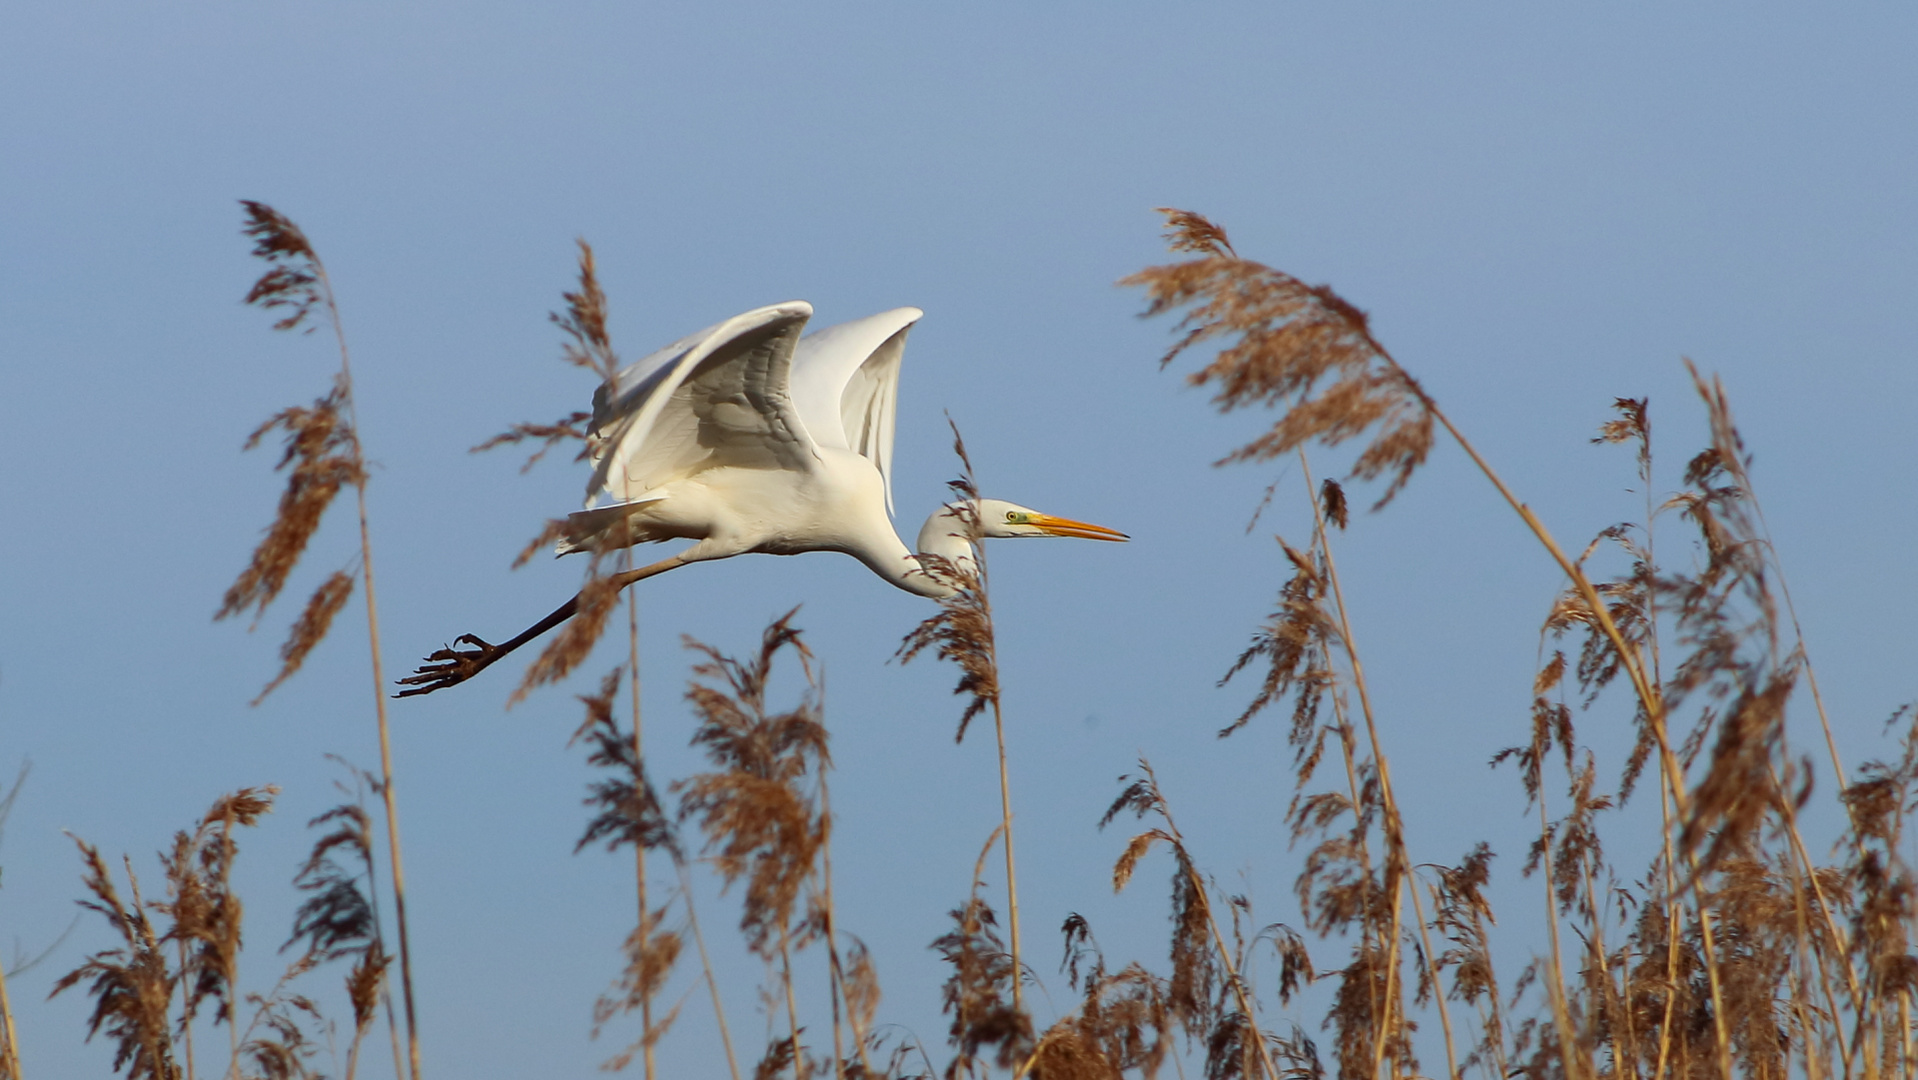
<box><xmin>1029</xmin><ymin>514</ymin><xmax>1129</xmax><ymax>542</ymax></box>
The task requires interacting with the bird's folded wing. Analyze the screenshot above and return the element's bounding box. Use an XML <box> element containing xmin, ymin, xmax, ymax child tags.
<box><xmin>587</xmin><ymin>302</ymin><xmax>818</xmax><ymax>503</ymax></box>
<box><xmin>788</xmin><ymin>307</ymin><xmax>922</xmax><ymax>516</ymax></box>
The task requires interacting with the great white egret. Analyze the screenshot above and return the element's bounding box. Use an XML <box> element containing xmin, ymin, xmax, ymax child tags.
<box><xmin>398</xmin><ymin>302</ymin><xmax>1126</xmax><ymax>696</ymax></box>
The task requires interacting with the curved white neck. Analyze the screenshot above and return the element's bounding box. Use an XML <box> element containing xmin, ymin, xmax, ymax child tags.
<box><xmin>914</xmin><ymin>504</ymin><xmax>978</xmax><ymax>569</ymax></box>
<box><xmin>839</xmin><ymin>508</ymin><xmax>961</xmax><ymax>599</ymax></box>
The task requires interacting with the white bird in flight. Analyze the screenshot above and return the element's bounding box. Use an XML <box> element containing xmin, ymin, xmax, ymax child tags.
<box><xmin>399</xmin><ymin>302</ymin><xmax>1126</xmax><ymax>696</ymax></box>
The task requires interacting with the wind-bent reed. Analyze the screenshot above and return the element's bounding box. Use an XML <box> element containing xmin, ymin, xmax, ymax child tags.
<box><xmin>1128</xmin><ymin>206</ymin><xmax>1918</xmax><ymax>1080</ymax></box>
<box><xmin>217</xmin><ymin>201</ymin><xmax>418</xmax><ymax>1080</ymax></box>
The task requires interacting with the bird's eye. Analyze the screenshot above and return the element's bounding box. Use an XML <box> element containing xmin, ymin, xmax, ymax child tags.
<box><xmin>1006</xmin><ymin>511</ymin><xmax>1024</xmax><ymax>523</ymax></box>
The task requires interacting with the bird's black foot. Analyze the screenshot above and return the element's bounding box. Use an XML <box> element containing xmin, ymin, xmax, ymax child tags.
<box><xmin>395</xmin><ymin>634</ymin><xmax>503</xmax><ymax>697</ymax></box>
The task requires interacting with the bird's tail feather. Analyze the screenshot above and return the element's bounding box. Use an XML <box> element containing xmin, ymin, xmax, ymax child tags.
<box><xmin>557</xmin><ymin>496</ymin><xmax>666</xmax><ymax>556</ymax></box>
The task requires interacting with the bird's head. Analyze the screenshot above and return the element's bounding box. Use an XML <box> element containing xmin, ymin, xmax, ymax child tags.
<box><xmin>973</xmin><ymin>499</ymin><xmax>1130</xmax><ymax>541</ymax></box>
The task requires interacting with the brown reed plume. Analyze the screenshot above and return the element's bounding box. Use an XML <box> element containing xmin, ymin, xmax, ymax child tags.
<box><xmin>220</xmin><ymin>201</ymin><xmax>420</xmax><ymax>1080</ymax></box>
<box><xmin>676</xmin><ymin>613</ymin><xmax>833</xmax><ymax>1080</ymax></box>
<box><xmin>1029</xmin><ymin>914</ymin><xmax>1174</xmax><ymax>1079</ymax></box>
<box><xmin>467</xmin><ymin>238</ymin><xmax>610</xmax><ymax>472</ymax></box>
<box><xmin>896</xmin><ymin>425</ymin><xmax>1030</xmax><ymax>1023</ymax></box>
<box><xmin>1120</xmin><ymin>211</ymin><xmax>1431</xmax><ymax>509</ymax></box>
<box><xmin>285</xmin><ymin>770</ymin><xmax>395</xmax><ymax>1080</ymax></box>
<box><xmin>55</xmin><ymin>842</ymin><xmax>184</xmax><ymax>1080</ymax></box>
<box><xmin>53</xmin><ymin>786</ymin><xmax>374</xmax><ymax>1080</ymax></box>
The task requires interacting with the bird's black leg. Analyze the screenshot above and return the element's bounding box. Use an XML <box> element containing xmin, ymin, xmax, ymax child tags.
<box><xmin>395</xmin><ymin>554</ymin><xmax>689</xmax><ymax>698</ymax></box>
<box><xmin>395</xmin><ymin>595</ymin><xmax>582</xmax><ymax>697</ymax></box>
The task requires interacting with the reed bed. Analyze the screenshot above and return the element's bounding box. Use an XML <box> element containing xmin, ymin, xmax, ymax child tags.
<box><xmin>19</xmin><ymin>205</ymin><xmax>1912</xmax><ymax>1080</ymax></box>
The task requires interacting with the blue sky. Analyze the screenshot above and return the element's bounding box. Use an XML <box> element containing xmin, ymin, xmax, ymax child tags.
<box><xmin>2</xmin><ymin>4</ymin><xmax>1914</xmax><ymax>1076</ymax></box>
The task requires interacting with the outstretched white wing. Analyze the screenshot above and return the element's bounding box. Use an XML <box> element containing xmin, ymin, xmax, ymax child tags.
<box><xmin>586</xmin><ymin>301</ymin><xmax>818</xmax><ymax>503</ymax></box>
<box><xmin>788</xmin><ymin>307</ymin><xmax>922</xmax><ymax>516</ymax></box>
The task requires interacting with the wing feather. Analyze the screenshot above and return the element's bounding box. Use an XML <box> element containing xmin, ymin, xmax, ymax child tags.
<box><xmin>788</xmin><ymin>307</ymin><xmax>922</xmax><ymax>515</ymax></box>
<box><xmin>586</xmin><ymin>302</ymin><xmax>817</xmax><ymax>503</ymax></box>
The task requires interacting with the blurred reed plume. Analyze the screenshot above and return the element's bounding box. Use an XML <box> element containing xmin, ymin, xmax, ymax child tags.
<box><xmin>219</xmin><ymin>201</ymin><xmax>418</xmax><ymax>1080</ymax></box>
<box><xmin>53</xmin><ymin>785</ymin><xmax>398</xmax><ymax>1080</ymax></box>
<box><xmin>219</xmin><ymin>224</ymin><xmax>366</xmax><ymax>698</ymax></box>
<box><xmin>504</xmin><ymin>242</ymin><xmax>624</xmax><ymax>702</ymax></box>
<box><xmin>285</xmin><ymin>767</ymin><xmax>395</xmax><ymax>1080</ymax></box>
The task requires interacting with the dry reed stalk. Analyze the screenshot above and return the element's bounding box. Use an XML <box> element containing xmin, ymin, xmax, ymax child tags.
<box><xmin>677</xmin><ymin>859</ymin><xmax>744</xmax><ymax>1080</ymax></box>
<box><xmin>0</xmin><ymin>768</ymin><xmax>22</xmax><ymax>1080</ymax></box>
<box><xmin>611</xmin><ymin>510</ymin><xmax>660</xmax><ymax>1080</ymax></box>
<box><xmin>895</xmin><ymin>425</ymin><xmax>1029</xmax><ymax>1024</ymax></box>
<box><xmin>571</xmin><ymin>666</ymin><xmax>689</xmax><ymax>1072</ymax></box>
<box><xmin>1296</xmin><ymin>455</ymin><xmax>1454</xmax><ymax>1080</ymax></box>
<box><xmin>1211</xmin><ymin>453</ymin><xmax>1441</xmax><ymax>1080</ymax></box>
<box><xmin>0</xmin><ymin>955</ymin><xmax>17</xmax><ymax>1080</ymax></box>
<box><xmin>933</xmin><ymin>826</ymin><xmax>1033</xmax><ymax>1076</ymax></box>
<box><xmin>571</xmin><ymin>649</ymin><xmax>752</xmax><ymax>1080</ymax></box>
<box><xmin>813</xmin><ymin>766</ymin><xmax>881</xmax><ymax>1079</ymax></box>
<box><xmin>284</xmin><ymin>767</ymin><xmax>394</xmax><ymax>1080</ymax></box>
<box><xmin>626</xmin><ymin>587</ymin><xmax>657</xmax><ymax>1080</ymax></box>
<box><xmin>222</xmin><ymin>202</ymin><xmax>419</xmax><ymax>1080</ymax></box>
<box><xmin>1425</xmin><ymin>846</ymin><xmax>1509</xmax><ymax>1080</ymax></box>
<box><xmin>510</xmin><ymin>243</ymin><xmax>627</xmax><ymax>703</ymax></box>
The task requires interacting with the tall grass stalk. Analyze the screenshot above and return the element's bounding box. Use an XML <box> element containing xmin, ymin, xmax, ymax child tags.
<box><xmin>0</xmin><ymin>765</ymin><xmax>21</xmax><ymax>1080</ymax></box>
<box><xmin>621</xmin><ymin>535</ymin><xmax>656</xmax><ymax>1080</ymax></box>
<box><xmin>677</xmin><ymin>861</ymin><xmax>743</xmax><ymax>1080</ymax></box>
<box><xmin>897</xmin><ymin>429</ymin><xmax>1027</xmax><ymax>1019</ymax></box>
<box><xmin>351</xmin><ymin>441</ymin><xmax>419</xmax><ymax>1080</ymax></box>
<box><xmin>1297</xmin><ymin>450</ymin><xmax>1460</xmax><ymax>1080</ymax></box>
<box><xmin>221</xmin><ymin>201</ymin><xmax>420</xmax><ymax>1080</ymax></box>
<box><xmin>991</xmin><ymin>704</ymin><xmax>1024</xmax><ymax>1019</ymax></box>
<box><xmin>0</xmin><ymin>934</ymin><xmax>17</xmax><ymax>1080</ymax></box>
